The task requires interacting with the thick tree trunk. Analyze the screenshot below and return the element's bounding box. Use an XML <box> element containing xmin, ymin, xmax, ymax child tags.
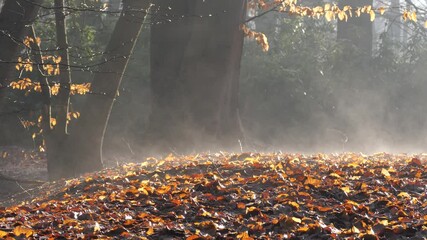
<box><xmin>0</xmin><ymin>0</ymin><xmax>42</xmax><ymax>89</ymax></box>
<box><xmin>0</xmin><ymin>0</ymin><xmax>42</xmax><ymax>146</ymax></box>
<box><xmin>145</xmin><ymin>0</ymin><xmax>246</xmax><ymax>153</ymax></box>
<box><xmin>337</xmin><ymin>0</ymin><xmax>373</xmax><ymax>57</ymax></box>
<box><xmin>144</xmin><ymin>0</ymin><xmax>194</xmax><ymax>152</ymax></box>
<box><xmin>57</xmin><ymin>0</ymin><xmax>151</xmax><ymax>177</ymax></box>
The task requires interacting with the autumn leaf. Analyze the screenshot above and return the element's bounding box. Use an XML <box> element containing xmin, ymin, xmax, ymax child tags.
<box><xmin>146</xmin><ymin>228</ymin><xmax>154</xmax><ymax>235</ymax></box>
<box><xmin>1</xmin><ymin>152</ymin><xmax>427</xmax><ymax>239</ymax></box>
<box><xmin>325</xmin><ymin>11</ymin><xmax>334</xmax><ymax>22</ymax></box>
<box><xmin>237</xmin><ymin>231</ymin><xmax>254</xmax><ymax>240</ymax></box>
<box><xmin>13</xmin><ymin>226</ymin><xmax>34</xmax><ymax>237</ymax></box>
<box><xmin>304</xmin><ymin>176</ymin><xmax>322</xmax><ymax>187</ymax></box>
<box><xmin>369</xmin><ymin>10</ymin><xmax>375</xmax><ymax>21</ymax></box>
<box><xmin>0</xmin><ymin>230</ymin><xmax>8</xmax><ymax>238</ymax></box>
<box><xmin>237</xmin><ymin>202</ymin><xmax>246</xmax><ymax>209</ymax></box>
<box><xmin>94</xmin><ymin>222</ymin><xmax>101</xmax><ymax>232</ymax></box>
<box><xmin>381</xmin><ymin>168</ymin><xmax>390</xmax><ymax>178</ymax></box>
<box><xmin>378</xmin><ymin>6</ymin><xmax>386</xmax><ymax>15</ymax></box>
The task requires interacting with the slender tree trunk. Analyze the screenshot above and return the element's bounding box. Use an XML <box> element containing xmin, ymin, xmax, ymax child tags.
<box><xmin>47</xmin><ymin>0</ymin><xmax>73</xmax><ymax>180</ymax></box>
<box><xmin>53</xmin><ymin>0</ymin><xmax>71</xmax><ymax>134</ymax></box>
<box><xmin>59</xmin><ymin>0</ymin><xmax>151</xmax><ymax>177</ymax></box>
<box><xmin>29</xmin><ymin>26</ymin><xmax>51</xmax><ymax>139</ymax></box>
<box><xmin>145</xmin><ymin>0</ymin><xmax>246</xmax><ymax>153</ymax></box>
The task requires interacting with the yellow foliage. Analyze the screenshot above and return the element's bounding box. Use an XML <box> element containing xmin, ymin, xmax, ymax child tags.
<box><xmin>369</xmin><ymin>10</ymin><xmax>375</xmax><ymax>22</ymax></box>
<box><xmin>241</xmin><ymin>25</ymin><xmax>269</xmax><ymax>52</ymax></box>
<box><xmin>15</xmin><ymin>57</ymin><xmax>33</xmax><ymax>72</ymax></box>
<box><xmin>245</xmin><ymin>0</ymin><xmax>421</xmax><ymax>52</ymax></box>
<box><xmin>10</xmin><ymin>78</ymin><xmax>91</xmax><ymax>96</ymax></box>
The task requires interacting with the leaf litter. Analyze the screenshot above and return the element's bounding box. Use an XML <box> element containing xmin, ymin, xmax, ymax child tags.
<box><xmin>0</xmin><ymin>152</ymin><xmax>427</xmax><ymax>239</ymax></box>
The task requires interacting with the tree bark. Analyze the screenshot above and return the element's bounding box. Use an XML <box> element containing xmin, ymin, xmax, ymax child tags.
<box><xmin>47</xmin><ymin>0</ymin><xmax>73</xmax><ymax>180</ymax></box>
<box><xmin>58</xmin><ymin>0</ymin><xmax>151</xmax><ymax>177</ymax></box>
<box><xmin>0</xmin><ymin>0</ymin><xmax>42</xmax><ymax>146</ymax></box>
<box><xmin>144</xmin><ymin>0</ymin><xmax>194</xmax><ymax>152</ymax></box>
<box><xmin>0</xmin><ymin>0</ymin><xmax>42</xmax><ymax>90</ymax></box>
<box><xmin>145</xmin><ymin>0</ymin><xmax>246</xmax><ymax>153</ymax></box>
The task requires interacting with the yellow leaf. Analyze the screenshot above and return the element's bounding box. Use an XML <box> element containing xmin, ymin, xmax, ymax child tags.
<box><xmin>329</xmin><ymin>173</ymin><xmax>341</xmax><ymax>178</ymax></box>
<box><xmin>324</xmin><ymin>3</ymin><xmax>331</xmax><ymax>11</ymax></box>
<box><xmin>35</xmin><ymin>37</ymin><xmax>41</xmax><ymax>46</ymax></box>
<box><xmin>338</xmin><ymin>11</ymin><xmax>348</xmax><ymax>21</ymax></box>
<box><xmin>0</xmin><ymin>230</ymin><xmax>8</xmax><ymax>238</ymax></box>
<box><xmin>54</xmin><ymin>56</ymin><xmax>62</xmax><ymax>64</ymax></box>
<box><xmin>13</xmin><ymin>226</ymin><xmax>34</xmax><ymax>237</ymax></box>
<box><xmin>398</xmin><ymin>192</ymin><xmax>411</xmax><ymax>198</ymax></box>
<box><xmin>304</xmin><ymin>176</ymin><xmax>322</xmax><ymax>187</ymax></box>
<box><xmin>355</xmin><ymin>8</ymin><xmax>361</xmax><ymax>17</ymax></box>
<box><xmin>410</xmin><ymin>11</ymin><xmax>417</xmax><ymax>22</ymax></box>
<box><xmin>381</xmin><ymin>168</ymin><xmax>390</xmax><ymax>177</ymax></box>
<box><xmin>370</xmin><ymin>10</ymin><xmax>375</xmax><ymax>22</ymax></box>
<box><xmin>424</xmin><ymin>20</ymin><xmax>427</xmax><ymax>28</ymax></box>
<box><xmin>146</xmin><ymin>228</ymin><xmax>155</xmax><ymax>235</ymax></box>
<box><xmin>94</xmin><ymin>222</ymin><xmax>101</xmax><ymax>232</ymax></box>
<box><xmin>237</xmin><ymin>231</ymin><xmax>254</xmax><ymax>240</ymax></box>
<box><xmin>292</xmin><ymin>217</ymin><xmax>302</xmax><ymax>223</ymax></box>
<box><xmin>341</xmin><ymin>186</ymin><xmax>351</xmax><ymax>193</ymax></box>
<box><xmin>403</xmin><ymin>11</ymin><xmax>408</xmax><ymax>21</ymax></box>
<box><xmin>343</xmin><ymin>5</ymin><xmax>351</xmax><ymax>12</ymax></box>
<box><xmin>378</xmin><ymin>6</ymin><xmax>386</xmax><ymax>15</ymax></box>
<box><xmin>379</xmin><ymin>219</ymin><xmax>389</xmax><ymax>226</ymax></box>
<box><xmin>352</xmin><ymin>225</ymin><xmax>360</xmax><ymax>233</ymax></box>
<box><xmin>51</xmin><ymin>118</ymin><xmax>57</xmax><ymax>127</ymax></box>
<box><xmin>325</xmin><ymin>11</ymin><xmax>334</xmax><ymax>22</ymax></box>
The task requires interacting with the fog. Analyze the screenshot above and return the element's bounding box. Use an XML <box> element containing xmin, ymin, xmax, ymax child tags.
<box><xmin>101</xmin><ymin>9</ymin><xmax>427</xmax><ymax>156</ymax></box>
<box><xmin>0</xmin><ymin>1</ymin><xmax>427</xmax><ymax>159</ymax></box>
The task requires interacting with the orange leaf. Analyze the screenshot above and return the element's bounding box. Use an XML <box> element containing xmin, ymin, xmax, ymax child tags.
<box><xmin>13</xmin><ymin>226</ymin><xmax>34</xmax><ymax>237</ymax></box>
<box><xmin>237</xmin><ymin>202</ymin><xmax>246</xmax><ymax>209</ymax></box>
<box><xmin>0</xmin><ymin>230</ymin><xmax>8</xmax><ymax>238</ymax></box>
<box><xmin>146</xmin><ymin>228</ymin><xmax>154</xmax><ymax>236</ymax></box>
<box><xmin>304</xmin><ymin>176</ymin><xmax>322</xmax><ymax>187</ymax></box>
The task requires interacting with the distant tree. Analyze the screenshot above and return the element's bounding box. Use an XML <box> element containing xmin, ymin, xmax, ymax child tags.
<box><xmin>337</xmin><ymin>0</ymin><xmax>373</xmax><ymax>57</ymax></box>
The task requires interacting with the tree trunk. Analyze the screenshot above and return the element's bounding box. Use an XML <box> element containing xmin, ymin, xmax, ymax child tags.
<box><xmin>145</xmin><ymin>0</ymin><xmax>246</xmax><ymax>153</ymax></box>
<box><xmin>47</xmin><ymin>0</ymin><xmax>73</xmax><ymax>180</ymax></box>
<box><xmin>0</xmin><ymin>0</ymin><xmax>42</xmax><ymax>89</ymax></box>
<box><xmin>58</xmin><ymin>0</ymin><xmax>151</xmax><ymax>177</ymax></box>
<box><xmin>337</xmin><ymin>0</ymin><xmax>373</xmax><ymax>57</ymax></box>
<box><xmin>0</xmin><ymin>0</ymin><xmax>42</xmax><ymax>146</ymax></box>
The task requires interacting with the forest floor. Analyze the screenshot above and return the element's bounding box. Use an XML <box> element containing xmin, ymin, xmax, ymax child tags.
<box><xmin>0</xmin><ymin>151</ymin><xmax>426</xmax><ymax>239</ymax></box>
